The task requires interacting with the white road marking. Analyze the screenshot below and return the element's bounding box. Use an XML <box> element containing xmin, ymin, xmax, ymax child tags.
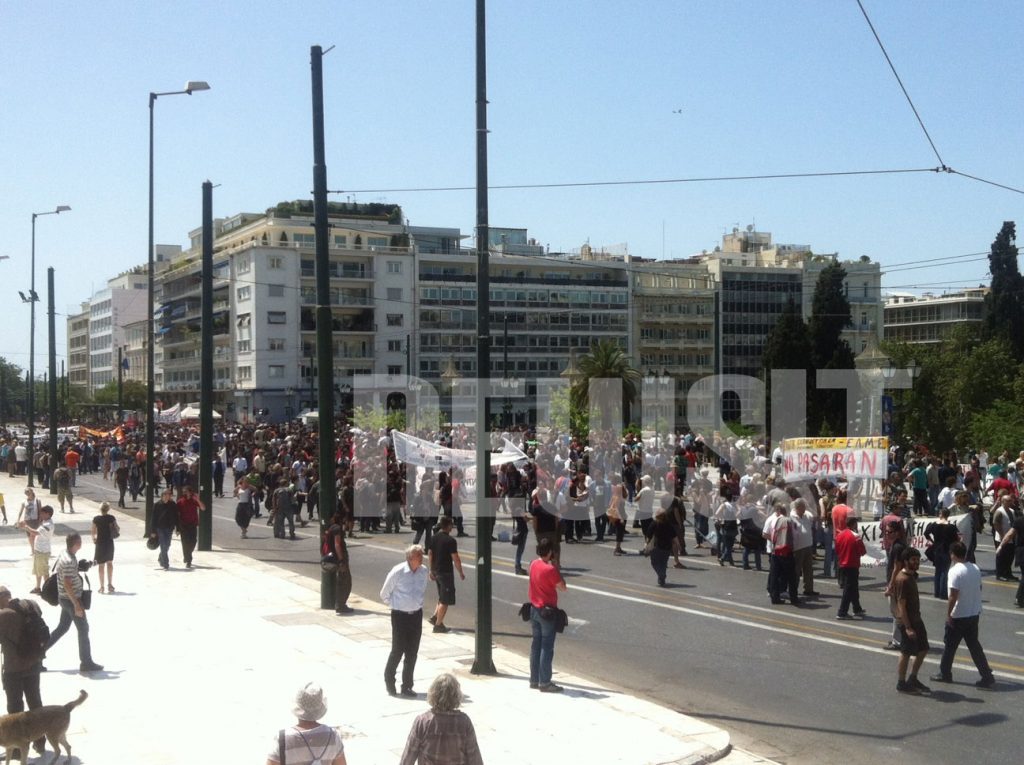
<box><xmin>358</xmin><ymin>542</ymin><xmax>1023</xmax><ymax>679</ymax></box>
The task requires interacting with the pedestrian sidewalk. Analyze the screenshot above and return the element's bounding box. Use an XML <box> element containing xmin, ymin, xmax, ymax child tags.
<box><xmin>0</xmin><ymin>474</ymin><xmax>771</xmax><ymax>764</ymax></box>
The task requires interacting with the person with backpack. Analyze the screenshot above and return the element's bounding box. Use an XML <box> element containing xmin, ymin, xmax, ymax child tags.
<box><xmin>0</xmin><ymin>586</ymin><xmax>49</xmax><ymax>756</ymax></box>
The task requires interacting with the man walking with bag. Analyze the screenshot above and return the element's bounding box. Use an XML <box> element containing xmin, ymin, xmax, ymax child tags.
<box><xmin>45</xmin><ymin>533</ymin><xmax>102</xmax><ymax>673</ymax></box>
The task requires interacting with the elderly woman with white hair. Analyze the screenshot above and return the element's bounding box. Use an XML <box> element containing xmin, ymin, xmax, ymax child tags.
<box><xmin>266</xmin><ymin>682</ymin><xmax>346</xmax><ymax>765</ymax></box>
<box><xmin>399</xmin><ymin>673</ymin><xmax>483</xmax><ymax>765</ymax></box>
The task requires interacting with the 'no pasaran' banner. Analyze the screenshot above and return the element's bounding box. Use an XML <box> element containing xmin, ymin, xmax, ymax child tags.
<box><xmin>781</xmin><ymin>437</ymin><xmax>888</xmax><ymax>482</ymax></box>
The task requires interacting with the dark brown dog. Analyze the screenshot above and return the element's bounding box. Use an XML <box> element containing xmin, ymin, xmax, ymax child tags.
<box><xmin>0</xmin><ymin>690</ymin><xmax>87</xmax><ymax>764</ymax></box>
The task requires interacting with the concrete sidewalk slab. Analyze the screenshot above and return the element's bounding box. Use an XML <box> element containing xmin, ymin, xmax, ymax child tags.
<box><xmin>0</xmin><ymin>474</ymin><xmax>753</xmax><ymax>764</ymax></box>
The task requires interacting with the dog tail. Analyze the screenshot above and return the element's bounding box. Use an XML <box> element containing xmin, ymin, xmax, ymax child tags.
<box><xmin>64</xmin><ymin>690</ymin><xmax>88</xmax><ymax>712</ymax></box>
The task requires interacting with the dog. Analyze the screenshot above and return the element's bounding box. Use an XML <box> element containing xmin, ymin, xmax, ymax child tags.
<box><xmin>0</xmin><ymin>690</ymin><xmax>87</xmax><ymax>764</ymax></box>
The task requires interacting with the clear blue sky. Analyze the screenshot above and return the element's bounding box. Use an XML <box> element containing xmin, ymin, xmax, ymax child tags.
<box><xmin>2</xmin><ymin>0</ymin><xmax>1022</xmax><ymax>374</ymax></box>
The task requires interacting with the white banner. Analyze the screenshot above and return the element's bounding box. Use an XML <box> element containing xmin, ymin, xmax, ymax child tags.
<box><xmin>782</xmin><ymin>437</ymin><xmax>888</xmax><ymax>482</ymax></box>
<box><xmin>392</xmin><ymin>431</ymin><xmax>528</xmax><ymax>470</ymax></box>
<box><xmin>155</xmin><ymin>403</ymin><xmax>181</xmax><ymax>424</ymax></box>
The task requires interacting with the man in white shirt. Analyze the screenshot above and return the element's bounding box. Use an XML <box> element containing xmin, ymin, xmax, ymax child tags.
<box><xmin>930</xmin><ymin>541</ymin><xmax>995</xmax><ymax>688</ymax></box>
<box><xmin>22</xmin><ymin>506</ymin><xmax>54</xmax><ymax>594</ymax></box>
<box><xmin>790</xmin><ymin>499</ymin><xmax>817</xmax><ymax>597</ymax></box>
<box><xmin>380</xmin><ymin>545</ymin><xmax>429</xmax><ymax>698</ymax></box>
<box><xmin>231</xmin><ymin>454</ymin><xmax>248</xmax><ymax>485</ymax></box>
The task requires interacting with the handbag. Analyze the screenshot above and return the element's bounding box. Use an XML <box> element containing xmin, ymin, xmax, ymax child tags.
<box><xmin>643</xmin><ymin>534</ymin><xmax>656</xmax><ymax>556</ymax></box>
<box><xmin>80</xmin><ymin>574</ymin><xmax>92</xmax><ymax>611</ymax></box>
<box><xmin>111</xmin><ymin>519</ymin><xmax>121</xmax><ymax>540</ymax></box>
<box><xmin>40</xmin><ymin>561</ymin><xmax>60</xmax><ymax>606</ymax></box>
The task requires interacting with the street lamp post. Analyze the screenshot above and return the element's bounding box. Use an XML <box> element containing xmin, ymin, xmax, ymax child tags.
<box><xmin>26</xmin><ymin>205</ymin><xmax>70</xmax><ymax>488</ymax></box>
<box><xmin>145</xmin><ymin>80</ymin><xmax>210</xmax><ymax>535</ymax></box>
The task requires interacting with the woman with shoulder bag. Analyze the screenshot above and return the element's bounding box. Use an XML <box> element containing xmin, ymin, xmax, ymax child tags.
<box><xmin>17</xmin><ymin>488</ymin><xmax>40</xmax><ymax>554</ymax></box>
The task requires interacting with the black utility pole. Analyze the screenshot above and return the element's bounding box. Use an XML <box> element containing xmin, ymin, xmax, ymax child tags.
<box><xmin>47</xmin><ymin>268</ymin><xmax>58</xmax><ymax>492</ymax></box>
<box><xmin>0</xmin><ymin>366</ymin><xmax>6</xmax><ymax>428</ymax></box>
<box><xmin>60</xmin><ymin>361</ymin><xmax>65</xmax><ymax>423</ymax></box>
<box><xmin>471</xmin><ymin>0</ymin><xmax>495</xmax><ymax>676</ymax></box>
<box><xmin>117</xmin><ymin>347</ymin><xmax>124</xmax><ymax>422</ymax></box>
<box><xmin>199</xmin><ymin>180</ymin><xmax>214</xmax><ymax>551</ymax></box>
<box><xmin>311</xmin><ymin>44</ymin><xmax>337</xmax><ymax>608</ymax></box>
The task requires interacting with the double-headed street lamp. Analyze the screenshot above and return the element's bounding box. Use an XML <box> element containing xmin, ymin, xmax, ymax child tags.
<box><xmin>26</xmin><ymin>206</ymin><xmax>70</xmax><ymax>488</ymax></box>
<box><xmin>145</xmin><ymin>81</ymin><xmax>210</xmax><ymax>532</ymax></box>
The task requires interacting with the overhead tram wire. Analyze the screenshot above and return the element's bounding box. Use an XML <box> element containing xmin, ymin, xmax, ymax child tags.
<box><xmin>328</xmin><ymin>166</ymin><xmax>944</xmax><ymax>195</ymax></box>
<box><xmin>855</xmin><ymin>0</ymin><xmax>947</xmax><ymax>168</ymax></box>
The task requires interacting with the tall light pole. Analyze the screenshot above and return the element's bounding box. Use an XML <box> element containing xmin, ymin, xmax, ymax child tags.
<box><xmin>145</xmin><ymin>80</ymin><xmax>210</xmax><ymax>534</ymax></box>
<box><xmin>27</xmin><ymin>205</ymin><xmax>70</xmax><ymax>488</ymax></box>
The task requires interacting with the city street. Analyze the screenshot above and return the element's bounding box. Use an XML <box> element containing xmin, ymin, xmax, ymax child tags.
<box><xmin>66</xmin><ymin>471</ymin><xmax>1024</xmax><ymax>765</ymax></box>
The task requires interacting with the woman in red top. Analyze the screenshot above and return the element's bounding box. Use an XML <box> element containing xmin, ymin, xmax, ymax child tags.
<box><xmin>528</xmin><ymin>537</ymin><xmax>566</xmax><ymax>693</ymax></box>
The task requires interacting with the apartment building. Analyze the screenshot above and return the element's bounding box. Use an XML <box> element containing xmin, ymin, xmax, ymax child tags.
<box><xmin>883</xmin><ymin>288</ymin><xmax>988</xmax><ymax>345</ymax></box>
<box><xmin>83</xmin><ymin>270</ymin><xmax>149</xmax><ymax>394</ymax></box>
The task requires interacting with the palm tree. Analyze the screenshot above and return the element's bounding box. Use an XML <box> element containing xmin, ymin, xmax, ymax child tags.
<box><xmin>570</xmin><ymin>339</ymin><xmax>641</xmax><ymax>426</ymax></box>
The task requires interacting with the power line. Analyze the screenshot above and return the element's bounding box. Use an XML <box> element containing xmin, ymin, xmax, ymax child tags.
<box><xmin>949</xmin><ymin>169</ymin><xmax>1024</xmax><ymax>196</ymax></box>
<box><xmin>328</xmin><ymin>166</ymin><xmax>944</xmax><ymax>195</ymax></box>
<box><xmin>855</xmin><ymin>0</ymin><xmax>946</xmax><ymax>168</ymax></box>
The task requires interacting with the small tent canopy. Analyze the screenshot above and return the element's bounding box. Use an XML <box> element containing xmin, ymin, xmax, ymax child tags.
<box><xmin>180</xmin><ymin>404</ymin><xmax>221</xmax><ymax>420</ymax></box>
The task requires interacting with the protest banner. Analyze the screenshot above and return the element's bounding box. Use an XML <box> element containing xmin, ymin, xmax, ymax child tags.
<box><xmin>781</xmin><ymin>437</ymin><xmax>888</xmax><ymax>483</ymax></box>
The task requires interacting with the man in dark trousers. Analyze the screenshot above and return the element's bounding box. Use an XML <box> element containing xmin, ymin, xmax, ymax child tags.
<box><xmin>0</xmin><ymin>586</ymin><xmax>46</xmax><ymax>756</ymax></box>
<box><xmin>380</xmin><ymin>545</ymin><xmax>428</xmax><ymax>697</ymax></box>
<box><xmin>427</xmin><ymin>516</ymin><xmax>465</xmax><ymax>634</ymax></box>
<box><xmin>176</xmin><ymin>484</ymin><xmax>204</xmax><ymax>569</ymax></box>
<box><xmin>152</xmin><ymin>486</ymin><xmax>179</xmax><ymax>570</ymax></box>
<box><xmin>930</xmin><ymin>541</ymin><xmax>996</xmax><ymax>688</ymax></box>
<box><xmin>835</xmin><ymin>516</ymin><xmax>867</xmax><ymax>620</ymax></box>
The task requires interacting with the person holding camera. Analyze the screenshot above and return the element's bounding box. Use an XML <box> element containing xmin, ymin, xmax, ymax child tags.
<box><xmin>45</xmin><ymin>533</ymin><xmax>103</xmax><ymax>673</ymax></box>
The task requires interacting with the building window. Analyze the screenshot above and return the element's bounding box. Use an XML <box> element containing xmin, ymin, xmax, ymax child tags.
<box><xmin>387</xmin><ymin>365</ymin><xmax>402</xmax><ymax>376</ymax></box>
<box><xmin>236</xmin><ymin>286</ymin><xmax>251</xmax><ymax>302</ymax></box>
<box><xmin>237</xmin><ymin>339</ymin><xmax>251</xmax><ymax>353</ymax></box>
<box><xmin>368</xmin><ymin>236</ymin><xmax>389</xmax><ymax>249</ymax></box>
<box><xmin>294</xmin><ymin>233</ymin><xmax>315</xmax><ymax>247</ymax></box>
<box><xmin>269</xmin><ymin>256</ymin><xmax>283</xmax><ymax>269</ymax></box>
<box><xmin>268</xmin><ymin>365</ymin><xmax>285</xmax><ymax>378</ymax></box>
<box><xmin>236</xmin><ymin>255</ymin><xmax>250</xmax><ymax>274</ymax></box>
<box><xmin>268</xmin><ymin>284</ymin><xmax>285</xmax><ymax>298</ymax></box>
<box><xmin>237</xmin><ymin>366</ymin><xmax>252</xmax><ymax>380</ymax></box>
<box><xmin>386</xmin><ymin>314</ymin><xmax>403</xmax><ymax>327</ymax></box>
<box><xmin>334</xmin><ymin>235</ymin><xmax>347</xmax><ymax>247</ymax></box>
<box><xmin>387</xmin><ymin>340</ymin><xmax>402</xmax><ymax>352</ymax></box>
<box><xmin>387</xmin><ymin>261</ymin><xmax>403</xmax><ymax>274</ymax></box>
<box><xmin>268</xmin><ymin>338</ymin><xmax>286</xmax><ymax>351</ymax></box>
<box><xmin>386</xmin><ymin>287</ymin><xmax>403</xmax><ymax>301</ymax></box>
<box><xmin>268</xmin><ymin>311</ymin><xmax>287</xmax><ymax>325</ymax></box>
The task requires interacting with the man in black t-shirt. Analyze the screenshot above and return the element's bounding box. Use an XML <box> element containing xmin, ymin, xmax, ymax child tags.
<box><xmin>427</xmin><ymin>517</ymin><xmax>464</xmax><ymax>633</ymax></box>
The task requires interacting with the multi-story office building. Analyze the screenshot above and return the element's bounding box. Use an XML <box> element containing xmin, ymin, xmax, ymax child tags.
<box><xmin>883</xmin><ymin>288</ymin><xmax>988</xmax><ymax>345</ymax></box>
<box><xmin>630</xmin><ymin>258</ymin><xmax>716</xmax><ymax>427</ymax></box>
<box><xmin>703</xmin><ymin>227</ymin><xmax>882</xmax><ymax>422</ymax></box>
<box><xmin>415</xmin><ymin>235</ymin><xmax>631</xmax><ymax>425</ymax></box>
<box><xmin>66</xmin><ymin>306</ymin><xmax>90</xmax><ymax>390</ymax></box>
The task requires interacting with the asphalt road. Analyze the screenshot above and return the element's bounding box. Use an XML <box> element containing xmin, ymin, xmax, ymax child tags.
<box><xmin>65</xmin><ymin>472</ymin><xmax>1024</xmax><ymax>765</ymax></box>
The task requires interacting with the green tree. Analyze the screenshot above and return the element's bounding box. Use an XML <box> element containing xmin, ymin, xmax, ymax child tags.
<box><xmin>983</xmin><ymin>221</ymin><xmax>1024</xmax><ymax>362</ymax></box>
<box><xmin>806</xmin><ymin>262</ymin><xmax>855</xmax><ymax>435</ymax></box>
<box><xmin>571</xmin><ymin>339</ymin><xmax>641</xmax><ymax>427</ymax></box>
<box><xmin>761</xmin><ymin>296</ymin><xmax>811</xmax><ymax>441</ymax></box>
<box><xmin>93</xmin><ymin>380</ymin><xmax>148</xmax><ymax>411</ymax></box>
<box><xmin>885</xmin><ymin>326</ymin><xmax>1022</xmax><ymax>451</ymax></box>
<box><xmin>0</xmin><ymin>357</ymin><xmax>26</xmax><ymax>424</ymax></box>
